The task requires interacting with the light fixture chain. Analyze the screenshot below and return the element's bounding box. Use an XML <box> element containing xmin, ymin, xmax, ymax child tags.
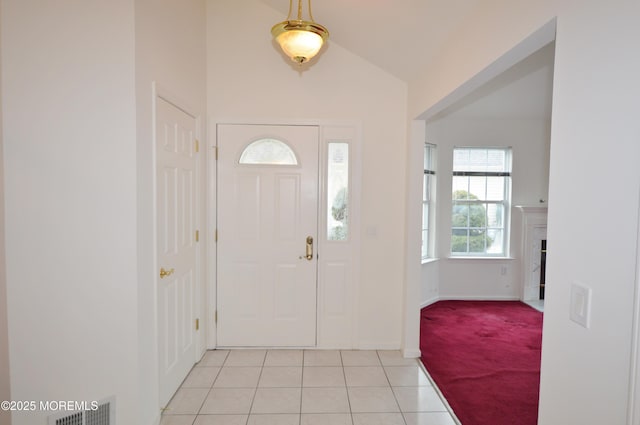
<box><xmin>307</xmin><ymin>0</ymin><xmax>315</xmax><ymax>22</ymax></box>
<box><xmin>297</xmin><ymin>0</ymin><xmax>303</xmax><ymax>20</ymax></box>
<box><xmin>286</xmin><ymin>0</ymin><xmax>293</xmax><ymax>20</ymax></box>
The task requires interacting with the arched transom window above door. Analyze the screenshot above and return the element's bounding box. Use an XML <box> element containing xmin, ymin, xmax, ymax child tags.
<box><xmin>238</xmin><ymin>138</ymin><xmax>299</xmax><ymax>165</ymax></box>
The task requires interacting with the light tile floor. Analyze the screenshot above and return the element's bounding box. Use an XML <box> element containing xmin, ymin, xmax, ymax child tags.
<box><xmin>161</xmin><ymin>350</ymin><xmax>459</xmax><ymax>425</ymax></box>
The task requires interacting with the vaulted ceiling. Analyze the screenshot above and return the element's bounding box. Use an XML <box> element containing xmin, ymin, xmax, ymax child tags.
<box><xmin>260</xmin><ymin>0</ymin><xmax>555</xmax><ymax>120</ymax></box>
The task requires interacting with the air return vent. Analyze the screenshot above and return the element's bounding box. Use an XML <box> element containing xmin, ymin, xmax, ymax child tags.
<box><xmin>48</xmin><ymin>397</ymin><xmax>115</xmax><ymax>425</ymax></box>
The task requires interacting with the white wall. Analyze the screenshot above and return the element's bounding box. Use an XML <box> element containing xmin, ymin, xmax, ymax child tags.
<box><xmin>541</xmin><ymin>2</ymin><xmax>639</xmax><ymax>422</ymax></box>
<box><xmin>2</xmin><ymin>1</ymin><xmax>139</xmax><ymax>424</ymax></box>
<box><xmin>420</xmin><ymin>262</ymin><xmax>439</xmax><ymax>307</ymax></box>
<box><xmin>207</xmin><ymin>0</ymin><xmax>408</xmax><ymax>349</ymax></box>
<box><xmin>0</xmin><ymin>5</ymin><xmax>12</xmax><ymax>424</ymax></box>
<box><xmin>409</xmin><ymin>0</ymin><xmax>640</xmax><ymax>423</ymax></box>
<box><xmin>425</xmin><ymin>117</ymin><xmax>550</xmax><ymax>299</ymax></box>
<box><xmin>135</xmin><ymin>0</ymin><xmax>207</xmax><ymax>422</ymax></box>
<box><xmin>403</xmin><ymin>120</ymin><xmax>426</xmax><ymax>355</ymax></box>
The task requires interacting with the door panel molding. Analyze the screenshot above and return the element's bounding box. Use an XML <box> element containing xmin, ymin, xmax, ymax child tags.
<box><xmin>217</xmin><ymin>124</ymin><xmax>319</xmax><ymax>347</ymax></box>
<box><xmin>155</xmin><ymin>93</ymin><xmax>201</xmax><ymax>408</ymax></box>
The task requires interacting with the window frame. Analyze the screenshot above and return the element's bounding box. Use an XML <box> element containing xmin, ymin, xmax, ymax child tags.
<box><xmin>450</xmin><ymin>147</ymin><xmax>512</xmax><ymax>257</ymax></box>
<box><xmin>422</xmin><ymin>143</ymin><xmax>436</xmax><ymax>261</ymax></box>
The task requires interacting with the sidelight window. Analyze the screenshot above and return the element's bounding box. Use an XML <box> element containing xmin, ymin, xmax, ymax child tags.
<box><xmin>327</xmin><ymin>142</ymin><xmax>349</xmax><ymax>241</ymax></box>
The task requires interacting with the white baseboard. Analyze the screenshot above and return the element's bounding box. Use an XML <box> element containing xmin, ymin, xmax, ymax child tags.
<box><xmin>357</xmin><ymin>342</ymin><xmax>402</xmax><ymax>350</ymax></box>
<box><xmin>420</xmin><ymin>296</ymin><xmax>521</xmax><ymax>310</ymax></box>
<box><xmin>420</xmin><ymin>297</ymin><xmax>440</xmax><ymax>309</ymax></box>
<box><xmin>435</xmin><ymin>295</ymin><xmax>520</xmax><ymax>302</ymax></box>
<box><xmin>402</xmin><ymin>348</ymin><xmax>421</xmax><ymax>358</ymax></box>
<box><xmin>211</xmin><ymin>343</ymin><xmax>406</xmax><ymax>351</ymax></box>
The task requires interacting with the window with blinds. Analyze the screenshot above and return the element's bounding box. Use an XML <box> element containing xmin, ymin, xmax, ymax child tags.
<box><xmin>451</xmin><ymin>147</ymin><xmax>512</xmax><ymax>256</ymax></box>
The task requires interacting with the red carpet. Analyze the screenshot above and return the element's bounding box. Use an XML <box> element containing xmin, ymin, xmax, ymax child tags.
<box><xmin>420</xmin><ymin>301</ymin><xmax>543</xmax><ymax>425</ymax></box>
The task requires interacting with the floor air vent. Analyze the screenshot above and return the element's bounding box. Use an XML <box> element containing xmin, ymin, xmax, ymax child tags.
<box><xmin>54</xmin><ymin>412</ymin><xmax>83</xmax><ymax>425</ymax></box>
<box><xmin>48</xmin><ymin>397</ymin><xmax>115</xmax><ymax>425</ymax></box>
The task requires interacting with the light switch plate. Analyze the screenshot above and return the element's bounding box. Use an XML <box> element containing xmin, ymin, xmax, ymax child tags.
<box><xmin>570</xmin><ymin>282</ymin><xmax>592</xmax><ymax>328</ymax></box>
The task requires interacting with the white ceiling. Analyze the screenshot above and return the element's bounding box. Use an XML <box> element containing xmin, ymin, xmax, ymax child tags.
<box><xmin>260</xmin><ymin>0</ymin><xmax>485</xmax><ymax>82</ymax></box>
<box><xmin>260</xmin><ymin>0</ymin><xmax>555</xmax><ymax>120</ymax></box>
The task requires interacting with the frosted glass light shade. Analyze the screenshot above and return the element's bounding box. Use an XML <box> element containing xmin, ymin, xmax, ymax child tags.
<box><xmin>271</xmin><ymin>20</ymin><xmax>329</xmax><ymax>64</ymax></box>
<box><xmin>276</xmin><ymin>29</ymin><xmax>323</xmax><ymax>64</ymax></box>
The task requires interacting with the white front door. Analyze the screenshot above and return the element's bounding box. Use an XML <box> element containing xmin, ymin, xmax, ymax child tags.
<box><xmin>217</xmin><ymin>124</ymin><xmax>319</xmax><ymax>347</ymax></box>
<box><xmin>156</xmin><ymin>97</ymin><xmax>198</xmax><ymax>406</ymax></box>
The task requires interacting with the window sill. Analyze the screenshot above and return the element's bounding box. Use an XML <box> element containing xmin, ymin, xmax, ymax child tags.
<box><xmin>421</xmin><ymin>258</ymin><xmax>439</xmax><ymax>265</ymax></box>
<box><xmin>447</xmin><ymin>256</ymin><xmax>515</xmax><ymax>260</ymax></box>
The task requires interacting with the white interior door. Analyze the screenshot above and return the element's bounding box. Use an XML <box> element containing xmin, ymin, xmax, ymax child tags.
<box><xmin>217</xmin><ymin>124</ymin><xmax>319</xmax><ymax>347</ymax></box>
<box><xmin>156</xmin><ymin>97</ymin><xmax>198</xmax><ymax>406</ymax></box>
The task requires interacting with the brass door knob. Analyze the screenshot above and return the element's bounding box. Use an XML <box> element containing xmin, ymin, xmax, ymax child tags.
<box><xmin>159</xmin><ymin>267</ymin><xmax>175</xmax><ymax>279</ymax></box>
<box><xmin>298</xmin><ymin>236</ymin><xmax>314</xmax><ymax>261</ymax></box>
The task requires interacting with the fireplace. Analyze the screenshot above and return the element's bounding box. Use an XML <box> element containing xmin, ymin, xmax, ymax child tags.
<box><xmin>515</xmin><ymin>206</ymin><xmax>548</xmax><ymax>301</ymax></box>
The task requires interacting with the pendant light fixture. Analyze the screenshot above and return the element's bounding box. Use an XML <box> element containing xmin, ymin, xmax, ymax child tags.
<box><xmin>271</xmin><ymin>0</ymin><xmax>329</xmax><ymax>65</ymax></box>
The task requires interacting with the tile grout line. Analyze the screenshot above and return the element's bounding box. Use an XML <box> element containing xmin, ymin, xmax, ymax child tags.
<box><xmin>195</xmin><ymin>350</ymin><xmax>227</xmax><ymax>420</ymax></box>
<box><xmin>243</xmin><ymin>349</ymin><xmax>268</xmax><ymax>425</ymax></box>
<box><xmin>378</xmin><ymin>350</ymin><xmax>408</xmax><ymax>425</ymax></box>
<box><xmin>339</xmin><ymin>350</ymin><xmax>356</xmax><ymax>425</ymax></box>
<box><xmin>299</xmin><ymin>349</ymin><xmax>305</xmax><ymax>425</ymax></box>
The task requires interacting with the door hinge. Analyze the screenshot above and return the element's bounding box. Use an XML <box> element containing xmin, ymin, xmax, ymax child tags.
<box><xmin>214</xmin><ymin>311</ymin><xmax>218</xmax><ymax>324</ymax></box>
<box><xmin>195</xmin><ymin>318</ymin><xmax>200</xmax><ymax>331</ymax></box>
<box><xmin>195</xmin><ymin>230</ymin><xmax>199</xmax><ymax>242</ymax></box>
<box><xmin>195</xmin><ymin>139</ymin><xmax>200</xmax><ymax>153</ymax></box>
<box><xmin>213</xmin><ymin>146</ymin><xmax>218</xmax><ymax>160</ymax></box>
<box><xmin>215</xmin><ymin>229</ymin><xmax>218</xmax><ymax>242</ymax></box>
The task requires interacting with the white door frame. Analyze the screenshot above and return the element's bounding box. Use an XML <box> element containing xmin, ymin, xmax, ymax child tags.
<box><xmin>207</xmin><ymin>119</ymin><xmax>362</xmax><ymax>349</ymax></box>
<box><xmin>627</xmin><ymin>187</ymin><xmax>640</xmax><ymax>425</ymax></box>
